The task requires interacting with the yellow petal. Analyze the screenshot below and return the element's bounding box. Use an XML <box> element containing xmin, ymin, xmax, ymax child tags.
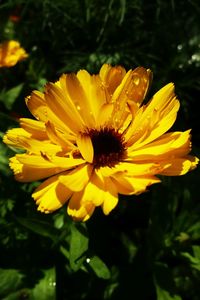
<box><xmin>49</xmin><ymin>156</ymin><xmax>85</xmax><ymax>168</ymax></box>
<box><xmin>77</xmin><ymin>70</ymin><xmax>105</xmax><ymax>121</ymax></box>
<box><xmin>108</xmin><ymin>161</ymin><xmax>162</xmax><ymax>176</ymax></box>
<box><xmin>33</xmin><ymin>175</ymin><xmax>72</xmax><ymax>213</ymax></box>
<box><xmin>101</xmin><ymin>177</ymin><xmax>118</xmax><ymax>215</ymax></box>
<box><xmin>96</xmin><ymin>103</ymin><xmax>114</xmax><ymax>128</ymax></box>
<box><xmin>99</xmin><ymin>64</ymin><xmax>126</xmax><ymax>97</ymax></box>
<box><xmin>81</xmin><ymin>170</ymin><xmax>105</xmax><ymax>206</ymax></box>
<box><xmin>9</xmin><ymin>155</ymin><xmax>56</xmax><ymax>182</ymax></box>
<box><xmin>59</xmin><ymin>73</ymin><xmax>95</xmax><ymax>127</ymax></box>
<box><xmin>141</xmin><ymin>98</ymin><xmax>180</xmax><ymax>146</ymax></box>
<box><xmin>26</xmin><ymin>90</ymin><xmax>48</xmax><ymax>122</ymax></box>
<box><xmin>45</xmin><ymin>82</ymin><xmax>85</xmax><ymax>133</ymax></box>
<box><xmin>127</xmin><ymin>130</ymin><xmax>191</xmax><ymax>161</ymax></box>
<box><xmin>45</xmin><ymin>121</ymin><xmax>76</xmax><ymax>151</ymax></box>
<box><xmin>143</xmin><ymin>83</ymin><xmax>175</xmax><ymax>115</ymax></box>
<box><xmin>14</xmin><ymin>135</ymin><xmax>62</xmax><ymax>154</ymax></box>
<box><xmin>126</xmin><ymin>97</ymin><xmax>180</xmax><ymax>147</ymax></box>
<box><xmin>111</xmin><ymin>175</ymin><xmax>137</xmax><ymax>195</ymax></box>
<box><xmin>125</xmin><ymin>67</ymin><xmax>152</xmax><ymax>103</ymax></box>
<box><xmin>4</xmin><ymin>128</ymin><xmax>62</xmax><ymax>156</ymax></box>
<box><xmin>20</xmin><ymin>118</ymin><xmax>48</xmax><ymax>140</ymax></box>
<box><xmin>109</xmin><ymin>69</ymin><xmax>132</xmax><ymax>129</ymax></box>
<box><xmin>3</xmin><ymin>128</ymin><xmax>31</xmax><ymax>148</ymax></box>
<box><xmin>112</xmin><ymin>174</ymin><xmax>161</xmax><ymax>195</ymax></box>
<box><xmin>76</xmin><ymin>133</ymin><xmax>94</xmax><ymax>163</ymax></box>
<box><xmin>59</xmin><ymin>164</ymin><xmax>93</xmax><ymax>191</ymax></box>
<box><xmin>16</xmin><ymin>153</ymin><xmax>84</xmax><ymax>168</ymax></box>
<box><xmin>9</xmin><ymin>153</ymin><xmax>84</xmax><ymax>182</ymax></box>
<box><xmin>66</xmin><ymin>170</ymin><xmax>105</xmax><ymax>219</ymax></box>
<box><xmin>0</xmin><ymin>40</ymin><xmax>28</xmax><ymax>67</ymax></box>
<box><xmin>109</xmin><ymin>67</ymin><xmax>152</xmax><ymax>129</ymax></box>
<box><xmin>26</xmin><ymin>89</ymin><xmax>75</xmax><ymax>136</ymax></box>
<box><xmin>9</xmin><ymin>154</ymin><xmax>65</xmax><ymax>182</ymax></box>
<box><xmin>159</xmin><ymin>156</ymin><xmax>199</xmax><ymax>176</ymax></box>
<box><xmin>67</xmin><ymin>191</ymin><xmax>95</xmax><ymax>221</ymax></box>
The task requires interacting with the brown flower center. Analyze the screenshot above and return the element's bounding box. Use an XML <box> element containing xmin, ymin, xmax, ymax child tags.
<box><xmin>88</xmin><ymin>127</ymin><xmax>126</xmax><ymax>168</ymax></box>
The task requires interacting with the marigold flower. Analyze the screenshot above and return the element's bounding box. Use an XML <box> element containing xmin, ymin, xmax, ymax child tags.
<box><xmin>0</xmin><ymin>40</ymin><xmax>28</xmax><ymax>68</ymax></box>
<box><xmin>3</xmin><ymin>64</ymin><xmax>199</xmax><ymax>221</ymax></box>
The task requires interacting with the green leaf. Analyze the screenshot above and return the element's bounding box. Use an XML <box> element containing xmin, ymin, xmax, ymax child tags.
<box><xmin>16</xmin><ymin>217</ymin><xmax>59</xmax><ymax>240</ymax></box>
<box><xmin>119</xmin><ymin>0</ymin><xmax>126</xmax><ymax>25</ymax></box>
<box><xmin>0</xmin><ymin>198</ymin><xmax>14</xmax><ymax>218</ymax></box>
<box><xmin>187</xmin><ymin>221</ymin><xmax>200</xmax><ymax>239</ymax></box>
<box><xmin>30</xmin><ymin>269</ymin><xmax>56</xmax><ymax>300</ymax></box>
<box><xmin>0</xmin><ymin>269</ymin><xmax>24</xmax><ymax>297</ymax></box>
<box><xmin>156</xmin><ymin>285</ymin><xmax>182</xmax><ymax>300</ymax></box>
<box><xmin>53</xmin><ymin>213</ymin><xmax>64</xmax><ymax>229</ymax></box>
<box><xmin>181</xmin><ymin>251</ymin><xmax>200</xmax><ymax>271</ymax></box>
<box><xmin>192</xmin><ymin>245</ymin><xmax>200</xmax><ymax>260</ymax></box>
<box><xmin>0</xmin><ymin>84</ymin><xmax>24</xmax><ymax>110</ymax></box>
<box><xmin>87</xmin><ymin>256</ymin><xmax>111</xmax><ymax>279</ymax></box>
<box><xmin>153</xmin><ymin>263</ymin><xmax>182</xmax><ymax>300</ymax></box>
<box><xmin>60</xmin><ymin>245</ymin><xmax>70</xmax><ymax>260</ymax></box>
<box><xmin>0</xmin><ymin>139</ymin><xmax>13</xmax><ymax>176</ymax></box>
<box><xmin>120</xmin><ymin>232</ymin><xmax>138</xmax><ymax>263</ymax></box>
<box><xmin>2</xmin><ymin>289</ymin><xmax>30</xmax><ymax>300</ymax></box>
<box><xmin>69</xmin><ymin>222</ymin><xmax>89</xmax><ymax>271</ymax></box>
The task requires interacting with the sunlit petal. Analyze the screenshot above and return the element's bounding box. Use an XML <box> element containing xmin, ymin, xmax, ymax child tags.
<box><xmin>76</xmin><ymin>133</ymin><xmax>94</xmax><ymax>163</ymax></box>
<box><xmin>59</xmin><ymin>164</ymin><xmax>93</xmax><ymax>192</ymax></box>
<box><xmin>33</xmin><ymin>175</ymin><xmax>72</xmax><ymax>213</ymax></box>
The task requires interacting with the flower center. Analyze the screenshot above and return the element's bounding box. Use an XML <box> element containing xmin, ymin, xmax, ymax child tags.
<box><xmin>88</xmin><ymin>127</ymin><xmax>126</xmax><ymax>168</ymax></box>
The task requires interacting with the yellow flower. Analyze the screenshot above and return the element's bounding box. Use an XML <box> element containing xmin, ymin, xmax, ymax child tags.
<box><xmin>0</xmin><ymin>40</ymin><xmax>28</xmax><ymax>68</ymax></box>
<box><xmin>3</xmin><ymin>64</ymin><xmax>199</xmax><ymax>221</ymax></box>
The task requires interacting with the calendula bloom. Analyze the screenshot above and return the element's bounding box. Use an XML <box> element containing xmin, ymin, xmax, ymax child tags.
<box><xmin>3</xmin><ymin>64</ymin><xmax>199</xmax><ymax>221</ymax></box>
<box><xmin>0</xmin><ymin>40</ymin><xmax>28</xmax><ymax>68</ymax></box>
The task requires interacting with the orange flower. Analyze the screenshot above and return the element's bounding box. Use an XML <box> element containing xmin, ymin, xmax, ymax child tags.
<box><xmin>3</xmin><ymin>64</ymin><xmax>199</xmax><ymax>221</ymax></box>
<box><xmin>0</xmin><ymin>40</ymin><xmax>28</xmax><ymax>67</ymax></box>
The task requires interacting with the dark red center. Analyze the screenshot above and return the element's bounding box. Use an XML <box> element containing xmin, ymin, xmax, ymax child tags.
<box><xmin>88</xmin><ymin>127</ymin><xmax>126</xmax><ymax>168</ymax></box>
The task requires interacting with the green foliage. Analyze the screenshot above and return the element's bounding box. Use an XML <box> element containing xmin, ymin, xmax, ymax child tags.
<box><xmin>0</xmin><ymin>269</ymin><xmax>24</xmax><ymax>298</ymax></box>
<box><xmin>69</xmin><ymin>222</ymin><xmax>89</xmax><ymax>271</ymax></box>
<box><xmin>30</xmin><ymin>268</ymin><xmax>56</xmax><ymax>300</ymax></box>
<box><xmin>0</xmin><ymin>0</ymin><xmax>200</xmax><ymax>299</ymax></box>
<box><xmin>0</xmin><ymin>268</ymin><xmax>55</xmax><ymax>300</ymax></box>
<box><xmin>16</xmin><ymin>217</ymin><xmax>59</xmax><ymax>240</ymax></box>
<box><xmin>154</xmin><ymin>263</ymin><xmax>182</xmax><ymax>300</ymax></box>
<box><xmin>0</xmin><ymin>83</ymin><xmax>24</xmax><ymax>110</ymax></box>
<box><xmin>87</xmin><ymin>256</ymin><xmax>111</xmax><ymax>279</ymax></box>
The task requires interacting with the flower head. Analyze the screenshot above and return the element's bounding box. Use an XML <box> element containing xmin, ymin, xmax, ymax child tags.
<box><xmin>3</xmin><ymin>64</ymin><xmax>199</xmax><ymax>221</ymax></box>
<box><xmin>0</xmin><ymin>40</ymin><xmax>28</xmax><ymax>68</ymax></box>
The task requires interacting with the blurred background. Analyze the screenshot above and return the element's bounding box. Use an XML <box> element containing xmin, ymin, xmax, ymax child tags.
<box><xmin>0</xmin><ymin>1</ymin><xmax>200</xmax><ymax>299</ymax></box>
